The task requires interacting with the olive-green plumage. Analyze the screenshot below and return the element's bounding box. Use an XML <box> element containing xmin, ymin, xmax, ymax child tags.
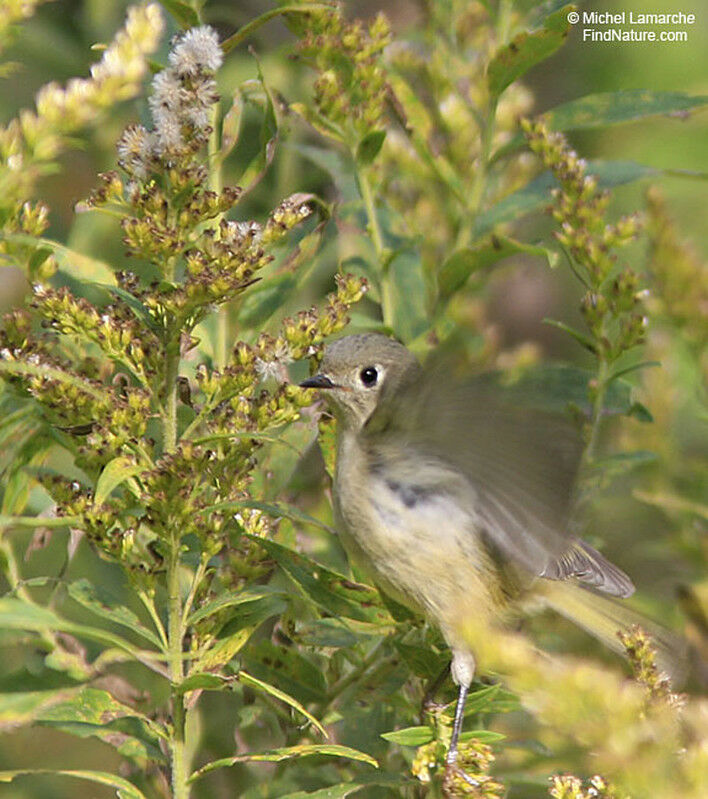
<box><xmin>300</xmin><ymin>333</ymin><xmax>679</xmax><ymax>762</ymax></box>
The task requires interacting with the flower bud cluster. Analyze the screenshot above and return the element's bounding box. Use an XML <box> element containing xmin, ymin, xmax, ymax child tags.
<box><xmin>30</xmin><ymin>285</ymin><xmax>158</xmax><ymax>384</ymax></box>
<box><xmin>41</xmin><ymin>475</ymin><xmax>124</xmax><ymax>555</ymax></box>
<box><xmin>549</xmin><ymin>774</ymin><xmax>621</xmax><ymax>799</ymax></box>
<box><xmin>0</xmin><ymin>0</ymin><xmax>45</xmax><ymax>47</ymax></box>
<box><xmin>196</xmin><ymin>274</ymin><xmax>366</xmax><ymax>455</ymax></box>
<box><xmin>0</xmin><ymin>200</ymin><xmax>58</xmax><ymax>282</ymax></box>
<box><xmin>378</xmin><ymin>6</ymin><xmax>536</xmax><ymax>262</ymax></box>
<box><xmin>522</xmin><ymin>119</ymin><xmax>647</xmax><ymax>360</ymax></box>
<box><xmin>617</xmin><ymin>625</ymin><xmax>680</xmax><ymax>707</ymax></box>
<box><xmin>0</xmin><ymin>4</ymin><xmax>162</xmax><ymax>286</ymax></box>
<box><xmin>447</xmin><ymin>739</ymin><xmax>505</xmax><ymax>798</ymax></box>
<box><xmin>412</xmin><ymin>736</ymin><xmax>503</xmax><ymax>797</ymax></box>
<box><xmin>646</xmin><ymin>187</ymin><xmax>707</xmax><ymax>344</ymax></box>
<box><xmin>0</xmin><ymin>4</ymin><xmax>163</xmax><ymax>214</ymax></box>
<box><xmin>77</xmin><ymin>388</ymin><xmax>151</xmax><ymax>469</ymax></box>
<box><xmin>298</xmin><ymin>7</ymin><xmax>391</xmax><ymax>141</ymax></box>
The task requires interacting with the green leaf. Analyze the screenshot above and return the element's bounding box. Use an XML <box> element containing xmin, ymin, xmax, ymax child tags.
<box><xmin>493</xmin><ymin>91</ymin><xmax>708</xmax><ymax>161</ymax></box>
<box><xmin>356</xmin><ymin>130</ymin><xmax>386</xmax><ymax>167</ymax></box>
<box><xmin>589</xmin><ymin>451</ymin><xmax>657</xmax><ymax>480</ymax></box>
<box><xmin>93</xmin><ymin>456</ymin><xmax>143</xmax><ymax>508</ymax></box>
<box><xmin>192</xmin><ymin>628</ymin><xmax>253</xmax><ymax>671</ymax></box>
<box><xmin>543</xmin><ymin>89</ymin><xmax>708</xmax><ymax>131</ymax></box>
<box><xmin>463</xmin><ymin>683</ymin><xmax>520</xmax><ymax>715</ymax></box>
<box><xmin>189</xmin><ymin>744</ymin><xmax>377</xmax><ymax>783</ymax></box>
<box><xmin>67</xmin><ymin>579</ymin><xmax>162</xmax><ymax>649</ymax></box>
<box><xmin>239</xmin><ymin>274</ymin><xmax>297</xmax><ymax>329</ymax></box>
<box><xmin>459</xmin><ymin>730</ymin><xmax>507</xmax><ymax>743</ymax></box>
<box><xmin>496</xmin><ymin>364</ymin><xmax>638</xmax><ymax>418</ymax></box>
<box><xmin>36</xmin><ymin>688</ymin><xmax>167</xmax><ymax>763</ymax></box>
<box><xmin>1</xmin><ymin>233</ymin><xmax>115</xmax><ymax>284</ymax></box>
<box><xmin>0</xmin><ymin>688</ymin><xmax>77</xmax><ymax>728</ymax></box>
<box><xmin>28</xmin><ymin>246</ymin><xmax>53</xmax><ymax>272</ymax></box>
<box><xmin>159</xmin><ymin>0</ymin><xmax>200</xmax><ymax>28</ymax></box>
<box><xmin>252</xmin><ymin>537</ymin><xmax>392</xmax><ymax>625</ymax></box>
<box><xmin>245</xmin><ymin>639</ymin><xmax>327</xmax><ymax>704</ymax></box>
<box><xmin>192</xmin><ymin>594</ymin><xmax>287</xmax><ymax>671</ymax></box>
<box><xmin>439</xmin><ymin>236</ymin><xmax>558</xmax><ymax>301</ymax></box>
<box><xmin>221</xmin><ymin>5</ymin><xmax>334</xmax><ymax>54</ymax></box>
<box><xmin>237</xmin><ymin>62</ymin><xmax>279</xmax><ymax>193</ymax></box>
<box><xmin>93</xmin><ymin>283</ymin><xmax>161</xmax><ymax>334</ymax></box>
<box><xmin>380</xmin><ymin>725</ymin><xmax>434</xmax><ymax>746</ymax></box>
<box><xmin>627</xmin><ymin>401</ymin><xmax>654</xmax><ymax>423</ymax></box>
<box><xmin>290</xmin><ymin>102</ymin><xmax>346</xmax><ymax>144</ymax></box>
<box><xmin>237</xmin><ymin>670</ymin><xmax>327</xmax><ymax>737</ymax></box>
<box><xmin>220</xmin><ymin>88</ymin><xmax>244</xmax><ymax>158</ymax></box>
<box><xmin>0</xmin><ymin>598</ymin><xmax>164</xmax><ymax>674</ymax></box>
<box><xmin>543</xmin><ymin>318</ymin><xmax>597</xmax><ymax>354</ymax></box>
<box><xmin>473</xmin><ymin>160</ymin><xmax>659</xmax><ymax>237</ymax></box>
<box><xmin>295</xmin><ymin>617</ymin><xmax>386</xmax><ymax>648</ymax></box>
<box><xmin>178</xmin><ymin>672</ymin><xmax>231</xmax><ymax>693</ymax></box>
<box><xmin>487</xmin><ymin>6</ymin><xmax>573</xmax><ymax>98</ymax></box>
<box><xmin>0</xmin><ymin>769</ymin><xmax>148</xmax><ymax>799</ymax></box>
<box><xmin>393</xmin><ymin>640</ymin><xmax>449</xmax><ymax>680</ymax></box>
<box><xmin>292</xmin><ymin>143</ymin><xmax>358</xmax><ymax>203</ymax></box>
<box><xmin>188</xmin><ymin>587</ymin><xmax>286</xmax><ymax>626</ymax></box>
<box><xmin>278</xmin><ymin>775</ymin><xmax>403</xmax><ymax>798</ymax></box>
<box><xmin>607</xmin><ymin>360</ymin><xmax>660</xmax><ymax>382</ymax></box>
<box><xmin>387</xmin><ymin>249</ymin><xmax>429</xmax><ymax>343</ymax></box>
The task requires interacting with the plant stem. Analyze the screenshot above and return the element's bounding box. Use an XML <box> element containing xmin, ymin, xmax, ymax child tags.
<box><xmin>163</xmin><ymin>301</ymin><xmax>188</xmax><ymax>795</ymax></box>
<box><xmin>358</xmin><ymin>165</ymin><xmax>394</xmax><ymax>327</ymax></box>
<box><xmin>583</xmin><ymin>353</ymin><xmax>610</xmax><ymax>469</ymax></box>
<box><xmin>458</xmin><ymin>96</ymin><xmax>498</xmax><ymax>249</ymax></box>
<box><xmin>168</xmin><ymin>536</ymin><xmax>189</xmax><ymax>799</ymax></box>
<box><xmin>207</xmin><ymin>102</ymin><xmax>229</xmax><ymax>369</ymax></box>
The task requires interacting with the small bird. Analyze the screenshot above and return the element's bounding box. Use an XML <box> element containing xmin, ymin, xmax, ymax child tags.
<box><xmin>300</xmin><ymin>333</ymin><xmax>673</xmax><ymax>777</ymax></box>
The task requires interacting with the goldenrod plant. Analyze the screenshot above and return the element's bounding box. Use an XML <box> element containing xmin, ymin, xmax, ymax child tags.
<box><xmin>0</xmin><ymin>1</ymin><xmax>705</xmax><ymax>798</ymax></box>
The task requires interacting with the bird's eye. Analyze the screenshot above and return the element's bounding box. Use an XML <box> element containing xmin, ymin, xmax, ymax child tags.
<box><xmin>359</xmin><ymin>366</ymin><xmax>378</xmax><ymax>387</ymax></box>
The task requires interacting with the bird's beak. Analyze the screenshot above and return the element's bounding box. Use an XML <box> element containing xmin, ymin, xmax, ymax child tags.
<box><xmin>299</xmin><ymin>373</ymin><xmax>337</xmax><ymax>390</ymax></box>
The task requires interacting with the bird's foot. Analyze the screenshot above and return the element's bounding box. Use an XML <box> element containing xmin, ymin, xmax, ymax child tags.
<box><xmin>442</xmin><ymin>761</ymin><xmax>480</xmax><ymax>797</ymax></box>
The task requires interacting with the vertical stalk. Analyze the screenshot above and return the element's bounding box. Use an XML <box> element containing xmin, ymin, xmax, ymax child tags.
<box><xmin>168</xmin><ymin>537</ymin><xmax>189</xmax><ymax>799</ymax></box>
<box><xmin>207</xmin><ymin>102</ymin><xmax>229</xmax><ymax>368</ymax></box>
<box><xmin>163</xmin><ymin>309</ymin><xmax>187</xmax><ymax>795</ymax></box>
<box><xmin>583</xmin><ymin>352</ymin><xmax>610</xmax><ymax>469</ymax></box>
<box><xmin>358</xmin><ymin>166</ymin><xmax>394</xmax><ymax>327</ymax></box>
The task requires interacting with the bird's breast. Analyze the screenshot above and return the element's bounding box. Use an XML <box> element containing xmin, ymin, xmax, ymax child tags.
<box><xmin>333</xmin><ymin>432</ymin><xmax>503</xmax><ymax>635</ymax></box>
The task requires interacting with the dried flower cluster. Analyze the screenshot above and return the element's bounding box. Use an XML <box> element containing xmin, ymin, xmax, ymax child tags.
<box><xmin>0</xmin><ymin>22</ymin><xmax>366</xmax><ymax>591</ymax></box>
<box><xmin>119</xmin><ymin>25</ymin><xmax>223</xmax><ymax>175</ymax></box>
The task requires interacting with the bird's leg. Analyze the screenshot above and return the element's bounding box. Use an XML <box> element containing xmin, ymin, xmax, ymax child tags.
<box><xmin>444</xmin><ymin>650</ymin><xmax>479</xmax><ymax>790</ymax></box>
<box><xmin>446</xmin><ymin>680</ymin><xmax>468</xmax><ymax>768</ymax></box>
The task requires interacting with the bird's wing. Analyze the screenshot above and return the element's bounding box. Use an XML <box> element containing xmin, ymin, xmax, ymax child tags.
<box><xmin>363</xmin><ymin>368</ymin><xmax>584</xmax><ymax>576</ymax></box>
<box><xmin>541</xmin><ymin>539</ymin><xmax>635</xmax><ymax>597</ymax></box>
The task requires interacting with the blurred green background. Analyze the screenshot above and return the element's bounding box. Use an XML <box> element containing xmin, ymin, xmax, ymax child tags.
<box><xmin>0</xmin><ymin>1</ymin><xmax>705</xmax><ymax>797</ymax></box>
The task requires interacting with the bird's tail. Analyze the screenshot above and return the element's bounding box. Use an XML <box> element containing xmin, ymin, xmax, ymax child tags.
<box><xmin>537</xmin><ymin>579</ymin><xmax>687</xmax><ymax>685</ymax></box>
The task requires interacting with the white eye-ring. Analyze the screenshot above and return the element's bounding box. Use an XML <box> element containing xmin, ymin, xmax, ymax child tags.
<box><xmin>359</xmin><ymin>365</ymin><xmax>383</xmax><ymax>388</ymax></box>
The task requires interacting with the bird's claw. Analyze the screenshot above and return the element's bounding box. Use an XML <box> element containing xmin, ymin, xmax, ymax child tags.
<box><xmin>442</xmin><ymin>761</ymin><xmax>480</xmax><ymax>796</ymax></box>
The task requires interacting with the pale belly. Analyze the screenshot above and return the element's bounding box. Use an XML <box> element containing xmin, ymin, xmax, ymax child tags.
<box><xmin>335</xmin><ymin>453</ymin><xmax>503</xmax><ymax>648</ymax></box>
